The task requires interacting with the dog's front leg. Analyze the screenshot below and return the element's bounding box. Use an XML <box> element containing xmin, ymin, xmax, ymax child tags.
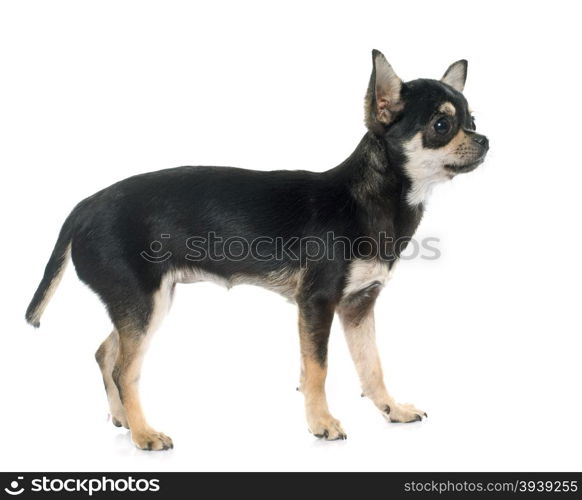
<box><xmin>338</xmin><ymin>287</ymin><xmax>426</xmax><ymax>423</ymax></box>
<box><xmin>297</xmin><ymin>297</ymin><xmax>346</xmax><ymax>440</ymax></box>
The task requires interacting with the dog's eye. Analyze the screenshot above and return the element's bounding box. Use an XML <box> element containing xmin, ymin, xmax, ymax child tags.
<box><xmin>434</xmin><ymin>117</ymin><xmax>451</xmax><ymax>135</ymax></box>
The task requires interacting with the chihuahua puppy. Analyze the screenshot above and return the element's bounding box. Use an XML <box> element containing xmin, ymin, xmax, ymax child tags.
<box><xmin>26</xmin><ymin>50</ymin><xmax>488</xmax><ymax>450</ymax></box>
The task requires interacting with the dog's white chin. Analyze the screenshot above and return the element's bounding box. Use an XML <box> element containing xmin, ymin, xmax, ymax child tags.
<box><xmin>445</xmin><ymin>158</ymin><xmax>484</xmax><ymax>175</ymax></box>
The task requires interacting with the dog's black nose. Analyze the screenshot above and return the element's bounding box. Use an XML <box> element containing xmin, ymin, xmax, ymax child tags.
<box><xmin>472</xmin><ymin>134</ymin><xmax>489</xmax><ymax>149</ymax></box>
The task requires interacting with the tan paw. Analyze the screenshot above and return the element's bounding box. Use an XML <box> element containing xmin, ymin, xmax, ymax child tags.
<box><xmin>111</xmin><ymin>414</ymin><xmax>129</xmax><ymax>429</ymax></box>
<box><xmin>383</xmin><ymin>402</ymin><xmax>427</xmax><ymax>423</ymax></box>
<box><xmin>131</xmin><ymin>428</ymin><xmax>174</xmax><ymax>450</ymax></box>
<box><xmin>308</xmin><ymin>414</ymin><xmax>347</xmax><ymax>440</ymax></box>
<box><xmin>108</xmin><ymin>399</ymin><xmax>129</xmax><ymax>429</ymax></box>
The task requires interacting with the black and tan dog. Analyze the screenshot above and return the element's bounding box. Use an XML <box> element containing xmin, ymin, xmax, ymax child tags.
<box><xmin>26</xmin><ymin>50</ymin><xmax>488</xmax><ymax>450</ymax></box>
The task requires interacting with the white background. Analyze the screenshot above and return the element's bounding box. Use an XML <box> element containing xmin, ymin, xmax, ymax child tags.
<box><xmin>1</xmin><ymin>0</ymin><xmax>580</xmax><ymax>472</ymax></box>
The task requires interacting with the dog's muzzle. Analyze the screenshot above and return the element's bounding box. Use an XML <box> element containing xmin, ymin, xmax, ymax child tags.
<box><xmin>472</xmin><ymin>133</ymin><xmax>489</xmax><ymax>151</ymax></box>
<box><xmin>446</xmin><ymin>133</ymin><xmax>489</xmax><ymax>174</ymax></box>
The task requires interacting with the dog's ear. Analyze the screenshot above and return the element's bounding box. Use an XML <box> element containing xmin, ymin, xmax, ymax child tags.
<box><xmin>441</xmin><ymin>60</ymin><xmax>468</xmax><ymax>92</ymax></box>
<box><xmin>365</xmin><ymin>50</ymin><xmax>403</xmax><ymax>132</ymax></box>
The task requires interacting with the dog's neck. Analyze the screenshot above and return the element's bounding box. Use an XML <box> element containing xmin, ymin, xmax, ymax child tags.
<box><xmin>331</xmin><ymin>132</ymin><xmax>424</xmax><ymax>247</ymax></box>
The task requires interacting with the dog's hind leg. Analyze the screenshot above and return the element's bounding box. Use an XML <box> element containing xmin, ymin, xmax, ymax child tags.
<box><xmin>297</xmin><ymin>296</ymin><xmax>346</xmax><ymax>440</ymax></box>
<box><xmin>337</xmin><ymin>284</ymin><xmax>426</xmax><ymax>423</ymax></box>
<box><xmin>111</xmin><ymin>277</ymin><xmax>174</xmax><ymax>451</ymax></box>
<box><xmin>95</xmin><ymin>329</ymin><xmax>128</xmax><ymax>428</ymax></box>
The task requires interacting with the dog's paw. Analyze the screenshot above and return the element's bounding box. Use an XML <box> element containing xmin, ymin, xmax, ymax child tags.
<box><xmin>131</xmin><ymin>428</ymin><xmax>174</xmax><ymax>451</ymax></box>
<box><xmin>308</xmin><ymin>414</ymin><xmax>347</xmax><ymax>440</ymax></box>
<box><xmin>111</xmin><ymin>414</ymin><xmax>129</xmax><ymax>429</ymax></box>
<box><xmin>383</xmin><ymin>402</ymin><xmax>427</xmax><ymax>423</ymax></box>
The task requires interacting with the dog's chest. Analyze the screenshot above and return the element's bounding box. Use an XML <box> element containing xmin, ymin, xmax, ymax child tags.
<box><xmin>342</xmin><ymin>259</ymin><xmax>395</xmax><ymax>297</ymax></box>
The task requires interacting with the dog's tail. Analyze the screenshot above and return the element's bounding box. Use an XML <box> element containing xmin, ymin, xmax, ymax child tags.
<box><xmin>25</xmin><ymin>214</ymin><xmax>75</xmax><ymax>327</ymax></box>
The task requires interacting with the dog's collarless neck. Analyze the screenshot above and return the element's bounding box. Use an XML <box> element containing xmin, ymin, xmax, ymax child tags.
<box><xmin>330</xmin><ymin>133</ymin><xmax>424</xmax><ymax>243</ymax></box>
